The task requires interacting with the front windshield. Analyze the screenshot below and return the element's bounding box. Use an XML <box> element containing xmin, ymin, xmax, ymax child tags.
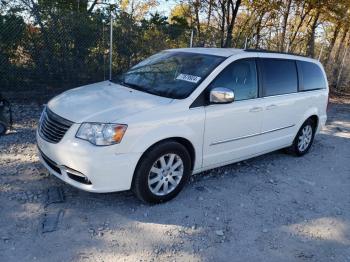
<box><xmin>112</xmin><ymin>51</ymin><xmax>225</xmax><ymax>99</ymax></box>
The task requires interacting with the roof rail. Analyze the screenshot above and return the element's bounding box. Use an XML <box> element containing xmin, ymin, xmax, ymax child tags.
<box><xmin>244</xmin><ymin>48</ymin><xmax>311</xmax><ymax>58</ymax></box>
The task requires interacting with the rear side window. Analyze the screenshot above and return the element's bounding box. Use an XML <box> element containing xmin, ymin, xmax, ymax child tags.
<box><xmin>260</xmin><ymin>59</ymin><xmax>298</xmax><ymax>96</ymax></box>
<box><xmin>298</xmin><ymin>61</ymin><xmax>327</xmax><ymax>91</ymax></box>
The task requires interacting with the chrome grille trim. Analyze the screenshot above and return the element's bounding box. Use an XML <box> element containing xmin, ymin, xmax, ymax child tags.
<box><xmin>38</xmin><ymin>108</ymin><xmax>73</xmax><ymax>143</ymax></box>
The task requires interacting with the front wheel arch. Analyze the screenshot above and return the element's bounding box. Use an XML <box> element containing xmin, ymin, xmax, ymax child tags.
<box><xmin>131</xmin><ymin>137</ymin><xmax>195</xmax><ymax>185</ymax></box>
<box><xmin>131</xmin><ymin>139</ymin><xmax>192</xmax><ymax>203</ymax></box>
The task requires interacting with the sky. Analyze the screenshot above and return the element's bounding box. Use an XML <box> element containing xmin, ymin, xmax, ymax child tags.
<box><xmin>151</xmin><ymin>0</ymin><xmax>177</xmax><ymax>17</ymax></box>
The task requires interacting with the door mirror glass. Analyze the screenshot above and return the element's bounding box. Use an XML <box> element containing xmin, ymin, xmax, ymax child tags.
<box><xmin>209</xmin><ymin>87</ymin><xmax>234</xmax><ymax>104</ymax></box>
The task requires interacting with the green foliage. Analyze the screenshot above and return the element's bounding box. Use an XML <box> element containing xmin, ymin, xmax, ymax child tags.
<box><xmin>0</xmin><ymin>13</ymin><xmax>26</xmax><ymax>88</ymax></box>
<box><xmin>0</xmin><ymin>2</ymin><xmax>190</xmax><ymax>91</ymax></box>
<box><xmin>2</xmin><ymin>0</ymin><xmax>350</xmax><ymax>93</ymax></box>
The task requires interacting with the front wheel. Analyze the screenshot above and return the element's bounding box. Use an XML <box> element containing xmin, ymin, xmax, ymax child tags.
<box><xmin>288</xmin><ymin>119</ymin><xmax>316</xmax><ymax>156</ymax></box>
<box><xmin>132</xmin><ymin>141</ymin><xmax>191</xmax><ymax>204</ymax></box>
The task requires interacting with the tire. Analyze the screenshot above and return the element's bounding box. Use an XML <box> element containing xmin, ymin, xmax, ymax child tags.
<box><xmin>132</xmin><ymin>141</ymin><xmax>192</xmax><ymax>204</ymax></box>
<box><xmin>0</xmin><ymin>122</ymin><xmax>7</xmax><ymax>136</ymax></box>
<box><xmin>287</xmin><ymin>119</ymin><xmax>316</xmax><ymax>156</ymax></box>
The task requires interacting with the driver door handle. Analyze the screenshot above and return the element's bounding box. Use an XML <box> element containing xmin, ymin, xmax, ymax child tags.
<box><xmin>249</xmin><ymin>107</ymin><xmax>263</xmax><ymax>112</ymax></box>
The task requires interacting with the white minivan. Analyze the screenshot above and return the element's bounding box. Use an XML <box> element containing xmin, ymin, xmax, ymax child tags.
<box><xmin>37</xmin><ymin>48</ymin><xmax>328</xmax><ymax>203</ymax></box>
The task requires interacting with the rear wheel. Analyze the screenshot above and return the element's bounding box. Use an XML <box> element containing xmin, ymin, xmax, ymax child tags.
<box><xmin>0</xmin><ymin>122</ymin><xmax>7</xmax><ymax>136</ymax></box>
<box><xmin>132</xmin><ymin>141</ymin><xmax>191</xmax><ymax>204</ymax></box>
<box><xmin>288</xmin><ymin>119</ymin><xmax>316</xmax><ymax>156</ymax></box>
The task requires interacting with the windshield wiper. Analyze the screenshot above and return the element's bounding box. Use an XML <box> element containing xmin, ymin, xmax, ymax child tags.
<box><xmin>110</xmin><ymin>78</ymin><xmax>142</xmax><ymax>90</ymax></box>
<box><xmin>121</xmin><ymin>81</ymin><xmax>143</xmax><ymax>90</ymax></box>
<box><xmin>120</xmin><ymin>81</ymin><xmax>160</xmax><ymax>96</ymax></box>
<box><xmin>111</xmin><ymin>79</ymin><xmax>166</xmax><ymax>98</ymax></box>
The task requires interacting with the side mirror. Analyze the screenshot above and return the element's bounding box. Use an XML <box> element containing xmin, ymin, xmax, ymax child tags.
<box><xmin>209</xmin><ymin>87</ymin><xmax>234</xmax><ymax>104</ymax></box>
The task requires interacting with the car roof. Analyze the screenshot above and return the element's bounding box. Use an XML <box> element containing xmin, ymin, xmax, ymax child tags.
<box><xmin>166</xmin><ymin>48</ymin><xmax>320</xmax><ymax>65</ymax></box>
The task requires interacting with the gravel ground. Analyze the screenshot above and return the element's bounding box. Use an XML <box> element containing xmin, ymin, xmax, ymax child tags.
<box><xmin>0</xmin><ymin>98</ymin><xmax>349</xmax><ymax>262</ymax></box>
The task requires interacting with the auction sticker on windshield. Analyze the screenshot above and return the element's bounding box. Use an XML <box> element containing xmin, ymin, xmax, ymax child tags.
<box><xmin>176</xmin><ymin>74</ymin><xmax>201</xmax><ymax>83</ymax></box>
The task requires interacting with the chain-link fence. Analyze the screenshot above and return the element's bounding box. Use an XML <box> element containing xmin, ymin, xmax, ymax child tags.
<box><xmin>1</xmin><ymin>2</ymin><xmax>350</xmax><ymax>102</ymax></box>
<box><xmin>0</xmin><ymin>4</ymin><xmax>194</xmax><ymax>101</ymax></box>
<box><xmin>1</xmin><ymin>9</ymin><xmax>109</xmax><ymax>97</ymax></box>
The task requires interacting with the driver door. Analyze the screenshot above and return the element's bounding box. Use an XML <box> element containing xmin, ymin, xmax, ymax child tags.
<box><xmin>202</xmin><ymin>58</ymin><xmax>264</xmax><ymax>168</ymax></box>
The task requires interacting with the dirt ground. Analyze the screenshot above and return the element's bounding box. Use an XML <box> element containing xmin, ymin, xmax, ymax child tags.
<box><xmin>0</xmin><ymin>97</ymin><xmax>349</xmax><ymax>262</ymax></box>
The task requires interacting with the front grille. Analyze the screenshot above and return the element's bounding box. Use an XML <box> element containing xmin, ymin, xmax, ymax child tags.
<box><xmin>39</xmin><ymin>107</ymin><xmax>73</xmax><ymax>143</ymax></box>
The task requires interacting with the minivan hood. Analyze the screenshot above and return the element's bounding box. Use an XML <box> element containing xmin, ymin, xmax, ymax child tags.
<box><xmin>48</xmin><ymin>81</ymin><xmax>172</xmax><ymax>123</ymax></box>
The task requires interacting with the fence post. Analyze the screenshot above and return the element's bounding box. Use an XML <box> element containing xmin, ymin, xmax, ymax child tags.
<box><xmin>244</xmin><ymin>37</ymin><xmax>248</xmax><ymax>49</ymax></box>
<box><xmin>102</xmin><ymin>20</ymin><xmax>106</xmax><ymax>80</ymax></box>
<box><xmin>190</xmin><ymin>29</ymin><xmax>194</xmax><ymax>48</ymax></box>
<box><xmin>318</xmin><ymin>44</ymin><xmax>324</xmax><ymax>61</ymax></box>
<box><xmin>336</xmin><ymin>47</ymin><xmax>349</xmax><ymax>90</ymax></box>
<box><xmin>109</xmin><ymin>13</ymin><xmax>113</xmax><ymax>81</ymax></box>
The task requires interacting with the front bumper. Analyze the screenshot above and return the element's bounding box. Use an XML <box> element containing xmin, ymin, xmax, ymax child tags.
<box><xmin>36</xmin><ymin>126</ymin><xmax>142</xmax><ymax>193</ymax></box>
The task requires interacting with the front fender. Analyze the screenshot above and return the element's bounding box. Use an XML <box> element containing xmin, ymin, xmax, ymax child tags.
<box><xmin>122</xmin><ymin>107</ymin><xmax>205</xmax><ymax>170</ymax></box>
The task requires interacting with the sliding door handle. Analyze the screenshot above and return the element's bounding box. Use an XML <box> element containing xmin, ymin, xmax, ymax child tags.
<box><xmin>266</xmin><ymin>104</ymin><xmax>277</xmax><ymax>110</ymax></box>
<box><xmin>249</xmin><ymin>107</ymin><xmax>263</xmax><ymax>112</ymax></box>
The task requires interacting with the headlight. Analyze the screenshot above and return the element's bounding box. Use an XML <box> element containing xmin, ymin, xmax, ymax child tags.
<box><xmin>76</xmin><ymin>123</ymin><xmax>127</xmax><ymax>146</ymax></box>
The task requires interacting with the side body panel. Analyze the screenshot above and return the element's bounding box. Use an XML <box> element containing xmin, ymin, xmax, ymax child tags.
<box><xmin>202</xmin><ymin>99</ymin><xmax>264</xmax><ymax>167</ymax></box>
<box><xmin>197</xmin><ymin>53</ymin><xmax>328</xmax><ymax>173</ymax></box>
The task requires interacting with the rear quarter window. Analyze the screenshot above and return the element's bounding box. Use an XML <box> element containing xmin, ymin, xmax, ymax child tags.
<box><xmin>260</xmin><ymin>58</ymin><xmax>298</xmax><ymax>97</ymax></box>
<box><xmin>298</xmin><ymin>61</ymin><xmax>327</xmax><ymax>91</ymax></box>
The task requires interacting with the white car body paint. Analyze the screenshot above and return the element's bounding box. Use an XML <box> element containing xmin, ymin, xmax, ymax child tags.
<box><xmin>37</xmin><ymin>48</ymin><xmax>329</xmax><ymax>193</ymax></box>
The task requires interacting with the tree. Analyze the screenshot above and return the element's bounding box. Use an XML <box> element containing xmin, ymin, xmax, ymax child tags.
<box><xmin>3</xmin><ymin>0</ymin><xmax>350</xmax><ymax>93</ymax></box>
<box><xmin>0</xmin><ymin>13</ymin><xmax>26</xmax><ymax>87</ymax></box>
<box><xmin>323</xmin><ymin>0</ymin><xmax>350</xmax><ymax>64</ymax></box>
<box><xmin>223</xmin><ymin>0</ymin><xmax>242</xmax><ymax>47</ymax></box>
<box><xmin>280</xmin><ymin>0</ymin><xmax>292</xmax><ymax>51</ymax></box>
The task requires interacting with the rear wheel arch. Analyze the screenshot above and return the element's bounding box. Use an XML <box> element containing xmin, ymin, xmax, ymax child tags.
<box><xmin>297</xmin><ymin>113</ymin><xmax>319</xmax><ymax>133</ymax></box>
<box><xmin>287</xmin><ymin>116</ymin><xmax>318</xmax><ymax>156</ymax></box>
<box><xmin>308</xmin><ymin>115</ymin><xmax>319</xmax><ymax>130</ymax></box>
<box><xmin>0</xmin><ymin>121</ymin><xmax>7</xmax><ymax>136</ymax></box>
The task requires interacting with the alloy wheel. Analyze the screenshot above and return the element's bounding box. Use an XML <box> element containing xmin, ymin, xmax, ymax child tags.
<box><xmin>147</xmin><ymin>153</ymin><xmax>184</xmax><ymax>196</ymax></box>
<box><xmin>298</xmin><ymin>124</ymin><xmax>313</xmax><ymax>152</ymax></box>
